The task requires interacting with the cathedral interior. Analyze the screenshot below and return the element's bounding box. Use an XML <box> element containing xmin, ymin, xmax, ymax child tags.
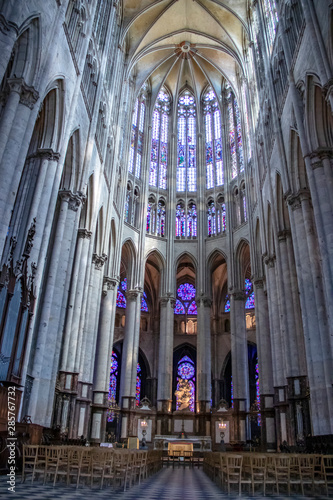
<box><xmin>0</xmin><ymin>0</ymin><xmax>332</xmax><ymax>453</ymax></box>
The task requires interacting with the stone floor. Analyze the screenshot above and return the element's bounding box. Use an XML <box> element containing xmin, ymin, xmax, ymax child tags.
<box><xmin>0</xmin><ymin>467</ymin><xmax>330</xmax><ymax>499</ymax></box>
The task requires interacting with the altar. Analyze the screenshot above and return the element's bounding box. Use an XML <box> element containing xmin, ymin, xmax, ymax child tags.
<box><xmin>153</xmin><ymin>435</ymin><xmax>212</xmax><ymax>452</ymax></box>
<box><xmin>168</xmin><ymin>440</ymin><xmax>193</xmax><ymax>455</ymax></box>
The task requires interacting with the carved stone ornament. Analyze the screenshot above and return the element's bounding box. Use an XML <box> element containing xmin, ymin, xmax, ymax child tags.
<box><xmin>92</xmin><ymin>252</ymin><xmax>107</xmax><ymax>270</ymax></box>
<box><xmin>78</xmin><ymin>228</ymin><xmax>92</xmax><ymax>239</ymax></box>
<box><xmin>23</xmin><ymin>218</ymin><xmax>36</xmax><ymax>258</ymax></box>
<box><xmin>230</xmin><ymin>290</ymin><xmax>246</xmax><ymax>301</ymax></box>
<box><xmin>286</xmin><ymin>189</ymin><xmax>310</xmax><ymax>211</ymax></box>
<box><xmin>103</xmin><ymin>276</ymin><xmax>119</xmax><ymax>295</ymax></box>
<box><xmin>216</xmin><ymin>399</ymin><xmax>229</xmax><ymax>411</ymax></box>
<box><xmin>138</xmin><ymin>396</ymin><xmax>153</xmax><ymax>410</ymax></box>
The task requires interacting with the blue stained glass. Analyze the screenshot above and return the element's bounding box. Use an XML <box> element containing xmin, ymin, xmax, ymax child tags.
<box><xmin>224</xmin><ymin>295</ymin><xmax>230</xmax><ymax>313</ymax></box>
<box><xmin>255</xmin><ymin>362</ymin><xmax>261</xmax><ymax>425</ymax></box>
<box><xmin>150</xmin><ymin>91</ymin><xmax>169</xmax><ymax>189</ymax></box>
<box><xmin>176</xmin><ymin>204</ymin><xmax>185</xmax><ymax>237</ymax></box>
<box><xmin>188</xmin><ymin>301</ymin><xmax>197</xmax><ymax>315</ymax></box>
<box><xmin>177</xmin><ymin>92</ymin><xmax>196</xmax><ymax>192</ymax></box>
<box><xmin>141</xmin><ymin>296</ymin><xmax>148</xmax><ymax>312</ymax></box>
<box><xmin>174</xmin><ymin>299</ymin><xmax>185</xmax><ymax>315</ymax></box>
<box><xmin>116</xmin><ymin>290</ymin><xmax>126</xmax><ymax>308</ymax></box>
<box><xmin>136</xmin><ymin>363</ymin><xmax>141</xmax><ymax>406</ymax></box>
<box><xmin>245</xmin><ymin>291</ymin><xmax>255</xmax><ymax>309</ymax></box>
<box><xmin>187</xmin><ymin>204</ymin><xmax>197</xmax><ymax>237</ymax></box>
<box><xmin>177</xmin><ymin>283</ymin><xmax>196</xmax><ymax>301</ymax></box>
<box><xmin>146</xmin><ymin>202</ymin><xmax>151</xmax><ymax>232</ymax></box>
<box><xmin>245</xmin><ymin>278</ymin><xmax>252</xmax><ymax>293</ymax></box>
<box><xmin>178</xmin><ymin>362</ymin><xmax>195</xmax><ymax>379</ymax></box>
<box><xmin>107</xmin><ymin>350</ymin><xmax>119</xmax><ymax>422</ymax></box>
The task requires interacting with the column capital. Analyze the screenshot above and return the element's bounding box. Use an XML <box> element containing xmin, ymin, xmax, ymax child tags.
<box><xmin>196</xmin><ymin>295</ymin><xmax>212</xmax><ymax>307</ymax></box>
<box><xmin>263</xmin><ymin>255</ymin><xmax>276</xmax><ymax>268</ymax></box>
<box><xmin>29</xmin><ymin>148</ymin><xmax>61</xmax><ymax>162</ymax></box>
<box><xmin>160</xmin><ymin>295</ymin><xmax>175</xmax><ymax>307</ymax></box>
<box><xmin>253</xmin><ymin>278</ymin><xmax>265</xmax><ymax>289</ymax></box>
<box><xmin>58</xmin><ymin>189</ymin><xmax>85</xmax><ymax>211</ymax></box>
<box><xmin>92</xmin><ymin>252</ymin><xmax>107</xmax><ymax>270</ymax></box>
<box><xmin>127</xmin><ymin>289</ymin><xmax>142</xmax><ymax>301</ymax></box>
<box><xmin>103</xmin><ymin>276</ymin><xmax>119</xmax><ymax>293</ymax></box>
<box><xmin>78</xmin><ymin>228</ymin><xmax>92</xmax><ymax>239</ymax></box>
<box><xmin>277</xmin><ymin>229</ymin><xmax>291</xmax><ymax>241</ymax></box>
<box><xmin>308</xmin><ymin>148</ymin><xmax>333</xmax><ymax>164</ymax></box>
<box><xmin>229</xmin><ymin>290</ymin><xmax>246</xmax><ymax>301</ymax></box>
<box><xmin>286</xmin><ymin>189</ymin><xmax>310</xmax><ymax>210</ymax></box>
<box><xmin>7</xmin><ymin>77</ymin><xmax>39</xmax><ymax>109</ymax></box>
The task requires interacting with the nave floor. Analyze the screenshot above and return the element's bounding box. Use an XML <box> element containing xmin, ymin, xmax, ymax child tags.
<box><xmin>0</xmin><ymin>467</ymin><xmax>330</xmax><ymax>500</ymax></box>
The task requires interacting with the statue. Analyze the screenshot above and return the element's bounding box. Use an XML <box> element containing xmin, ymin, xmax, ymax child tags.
<box><xmin>174</xmin><ymin>378</ymin><xmax>191</xmax><ymax>411</ymax></box>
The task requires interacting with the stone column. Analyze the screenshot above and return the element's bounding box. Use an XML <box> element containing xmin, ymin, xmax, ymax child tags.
<box><xmin>287</xmin><ymin>193</ymin><xmax>333</xmax><ymax>435</ymax></box>
<box><xmin>253</xmin><ymin>279</ymin><xmax>275</xmax><ymax>449</ymax></box>
<box><xmin>157</xmin><ymin>296</ymin><xmax>175</xmax><ymax>434</ymax></box>
<box><xmin>91</xmin><ymin>277</ymin><xmax>119</xmax><ymax>443</ymax></box>
<box><xmin>230</xmin><ymin>290</ymin><xmax>249</xmax><ymax>443</ymax></box>
<box><xmin>119</xmin><ymin>289</ymin><xmax>142</xmax><ymax>439</ymax></box>
<box><xmin>61</xmin><ymin>228</ymin><xmax>92</xmax><ymax>373</ymax></box>
<box><xmin>0</xmin><ymin>78</ymin><xmax>39</xmax><ymax>256</ymax></box>
<box><xmin>27</xmin><ymin>191</ymin><xmax>82</xmax><ymax>425</ymax></box>
<box><xmin>196</xmin><ymin>296</ymin><xmax>212</xmax><ymax>436</ymax></box>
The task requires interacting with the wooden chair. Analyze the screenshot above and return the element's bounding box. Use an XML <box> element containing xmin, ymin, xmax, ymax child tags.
<box><xmin>76</xmin><ymin>448</ymin><xmax>92</xmax><ymax>488</ymax></box>
<box><xmin>224</xmin><ymin>454</ymin><xmax>243</xmax><ymax>495</ymax></box>
<box><xmin>99</xmin><ymin>450</ymin><xmax>114</xmax><ymax>489</ymax></box>
<box><xmin>22</xmin><ymin>445</ymin><xmax>38</xmax><ymax>483</ymax></box>
<box><xmin>273</xmin><ymin>455</ymin><xmax>291</xmax><ymax>495</ymax></box>
<box><xmin>53</xmin><ymin>446</ymin><xmax>70</xmax><ymax>486</ymax></box>
<box><xmin>289</xmin><ymin>455</ymin><xmax>302</xmax><ymax>495</ymax></box>
<box><xmin>32</xmin><ymin>445</ymin><xmax>47</xmax><ymax>483</ymax></box>
<box><xmin>44</xmin><ymin>446</ymin><xmax>61</xmax><ymax>484</ymax></box>
<box><xmin>249</xmin><ymin>454</ymin><xmax>267</xmax><ymax>496</ymax></box>
<box><xmin>113</xmin><ymin>450</ymin><xmax>131</xmax><ymax>491</ymax></box>
<box><xmin>323</xmin><ymin>454</ymin><xmax>333</xmax><ymax>497</ymax></box>
<box><xmin>298</xmin><ymin>454</ymin><xmax>316</xmax><ymax>495</ymax></box>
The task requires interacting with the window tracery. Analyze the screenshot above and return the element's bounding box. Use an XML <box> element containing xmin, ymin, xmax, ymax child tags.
<box><xmin>177</xmin><ymin>92</ymin><xmax>196</xmax><ymax>192</ymax></box>
<box><xmin>129</xmin><ymin>89</ymin><xmax>146</xmax><ymax>178</ymax></box>
<box><xmin>203</xmin><ymin>88</ymin><xmax>223</xmax><ymax>189</ymax></box>
<box><xmin>150</xmin><ymin>89</ymin><xmax>170</xmax><ymax>189</ymax></box>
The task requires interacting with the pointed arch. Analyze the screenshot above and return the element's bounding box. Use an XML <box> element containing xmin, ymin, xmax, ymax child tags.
<box><xmin>305</xmin><ymin>74</ymin><xmax>333</xmax><ymax>150</ymax></box>
<box><xmin>234</xmin><ymin>238</ymin><xmax>251</xmax><ymax>289</ymax></box>
<box><xmin>60</xmin><ymin>129</ymin><xmax>80</xmax><ymax>192</ymax></box>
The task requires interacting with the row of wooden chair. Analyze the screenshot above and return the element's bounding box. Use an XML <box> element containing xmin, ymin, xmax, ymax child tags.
<box><xmin>203</xmin><ymin>452</ymin><xmax>333</xmax><ymax>497</ymax></box>
<box><xmin>22</xmin><ymin>445</ymin><xmax>162</xmax><ymax>490</ymax></box>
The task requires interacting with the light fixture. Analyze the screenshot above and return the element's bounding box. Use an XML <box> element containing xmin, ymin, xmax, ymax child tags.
<box><xmin>141</xmin><ymin>418</ymin><xmax>148</xmax><ymax>428</ymax></box>
<box><xmin>218</xmin><ymin>419</ymin><xmax>227</xmax><ymax>430</ymax></box>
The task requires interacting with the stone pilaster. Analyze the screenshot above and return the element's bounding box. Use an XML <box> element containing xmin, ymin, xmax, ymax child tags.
<box><xmin>230</xmin><ymin>290</ymin><xmax>249</xmax><ymax>443</ymax></box>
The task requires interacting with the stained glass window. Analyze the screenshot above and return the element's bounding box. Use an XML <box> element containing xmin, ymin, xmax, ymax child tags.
<box><xmin>107</xmin><ymin>351</ymin><xmax>119</xmax><ymax>422</ymax></box>
<box><xmin>263</xmin><ymin>0</ymin><xmax>279</xmax><ymax>51</ymax></box>
<box><xmin>156</xmin><ymin>201</ymin><xmax>166</xmax><ymax>237</ymax></box>
<box><xmin>231</xmin><ymin>376</ymin><xmax>234</xmax><ymax>408</ymax></box>
<box><xmin>128</xmin><ymin>88</ymin><xmax>146</xmax><ymax>179</ymax></box>
<box><xmin>149</xmin><ymin>89</ymin><xmax>170</xmax><ymax>189</ymax></box>
<box><xmin>241</xmin><ymin>83</ymin><xmax>252</xmax><ymax>161</ymax></box>
<box><xmin>255</xmin><ymin>361</ymin><xmax>261</xmax><ymax>425</ymax></box>
<box><xmin>227</xmin><ymin>85</ymin><xmax>244</xmax><ymax>179</ymax></box>
<box><xmin>136</xmin><ymin>363</ymin><xmax>141</xmax><ymax>406</ymax></box>
<box><xmin>204</xmin><ymin>88</ymin><xmax>223</xmax><ymax>189</ymax></box>
<box><xmin>176</xmin><ymin>355</ymin><xmax>195</xmax><ymax>412</ymax></box>
<box><xmin>175</xmin><ymin>203</ymin><xmax>186</xmax><ymax>237</ymax></box>
<box><xmin>187</xmin><ymin>203</ymin><xmax>197</xmax><ymax>237</ymax></box>
<box><xmin>141</xmin><ymin>296</ymin><xmax>148</xmax><ymax>312</ymax></box>
<box><xmin>174</xmin><ymin>283</ymin><xmax>197</xmax><ymax>316</ymax></box>
<box><xmin>207</xmin><ymin>201</ymin><xmax>216</xmax><ymax>236</ymax></box>
<box><xmin>116</xmin><ymin>278</ymin><xmax>148</xmax><ymax>312</ymax></box>
<box><xmin>224</xmin><ymin>294</ymin><xmax>230</xmax><ymax>313</ymax></box>
<box><xmin>146</xmin><ymin>202</ymin><xmax>152</xmax><ymax>233</ymax></box>
<box><xmin>245</xmin><ymin>278</ymin><xmax>255</xmax><ymax>309</ymax></box>
<box><xmin>177</xmin><ymin>92</ymin><xmax>196</xmax><ymax>192</ymax></box>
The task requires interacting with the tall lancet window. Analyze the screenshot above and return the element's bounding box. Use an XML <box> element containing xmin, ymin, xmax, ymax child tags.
<box><xmin>263</xmin><ymin>0</ymin><xmax>279</xmax><ymax>51</ymax></box>
<box><xmin>227</xmin><ymin>85</ymin><xmax>244</xmax><ymax>179</ymax></box>
<box><xmin>204</xmin><ymin>88</ymin><xmax>223</xmax><ymax>189</ymax></box>
<box><xmin>177</xmin><ymin>91</ymin><xmax>196</xmax><ymax>192</ymax></box>
<box><xmin>128</xmin><ymin>90</ymin><xmax>146</xmax><ymax>178</ymax></box>
<box><xmin>150</xmin><ymin>89</ymin><xmax>170</xmax><ymax>189</ymax></box>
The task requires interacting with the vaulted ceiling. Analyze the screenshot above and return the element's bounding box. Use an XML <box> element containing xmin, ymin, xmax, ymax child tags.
<box><xmin>122</xmin><ymin>0</ymin><xmax>250</xmax><ymax>103</ymax></box>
